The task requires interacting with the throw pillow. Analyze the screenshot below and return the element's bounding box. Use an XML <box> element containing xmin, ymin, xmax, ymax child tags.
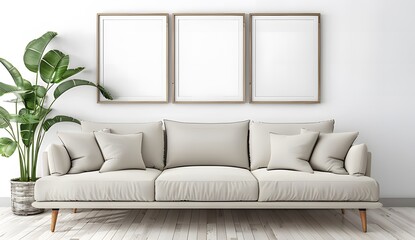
<box><xmin>345</xmin><ymin>144</ymin><xmax>368</xmax><ymax>176</ymax></box>
<box><xmin>267</xmin><ymin>132</ymin><xmax>319</xmax><ymax>173</ymax></box>
<box><xmin>46</xmin><ymin>144</ymin><xmax>71</xmax><ymax>175</ymax></box>
<box><xmin>94</xmin><ymin>132</ymin><xmax>146</xmax><ymax>172</ymax></box>
<box><xmin>301</xmin><ymin>129</ymin><xmax>359</xmax><ymax>174</ymax></box>
<box><xmin>57</xmin><ymin>132</ymin><xmax>104</xmax><ymax>174</ymax></box>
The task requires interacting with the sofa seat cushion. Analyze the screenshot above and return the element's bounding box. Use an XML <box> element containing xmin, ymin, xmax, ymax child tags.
<box><xmin>155</xmin><ymin>166</ymin><xmax>258</xmax><ymax>201</ymax></box>
<box><xmin>252</xmin><ymin>169</ymin><xmax>379</xmax><ymax>202</ymax></box>
<box><xmin>35</xmin><ymin>169</ymin><xmax>161</xmax><ymax>201</ymax></box>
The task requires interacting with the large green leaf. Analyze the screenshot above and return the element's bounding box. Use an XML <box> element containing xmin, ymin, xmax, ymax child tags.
<box><xmin>97</xmin><ymin>85</ymin><xmax>113</xmax><ymax>100</ymax></box>
<box><xmin>20</xmin><ymin>123</ymin><xmax>37</xmax><ymax>147</ymax></box>
<box><xmin>39</xmin><ymin>50</ymin><xmax>69</xmax><ymax>83</ymax></box>
<box><xmin>10</xmin><ymin>112</ymin><xmax>40</xmax><ymax>124</ymax></box>
<box><xmin>34</xmin><ymin>85</ymin><xmax>47</xmax><ymax>98</ymax></box>
<box><xmin>54</xmin><ymin>79</ymin><xmax>113</xmax><ymax>100</ymax></box>
<box><xmin>56</xmin><ymin>67</ymin><xmax>84</xmax><ymax>83</ymax></box>
<box><xmin>21</xmin><ymin>92</ymin><xmax>38</xmax><ymax>110</ymax></box>
<box><xmin>0</xmin><ymin>137</ymin><xmax>17</xmax><ymax>157</ymax></box>
<box><xmin>18</xmin><ymin>108</ymin><xmax>29</xmax><ymax>116</ymax></box>
<box><xmin>52</xmin><ymin>56</ymin><xmax>70</xmax><ymax>83</ymax></box>
<box><xmin>43</xmin><ymin>115</ymin><xmax>80</xmax><ymax>131</ymax></box>
<box><xmin>18</xmin><ymin>108</ymin><xmax>42</xmax><ymax>147</ymax></box>
<box><xmin>0</xmin><ymin>82</ymin><xmax>19</xmax><ymax>97</ymax></box>
<box><xmin>0</xmin><ymin>58</ymin><xmax>24</xmax><ymax>87</ymax></box>
<box><xmin>24</xmin><ymin>31</ymin><xmax>57</xmax><ymax>73</ymax></box>
<box><xmin>10</xmin><ymin>108</ymin><xmax>49</xmax><ymax>125</ymax></box>
<box><xmin>0</xmin><ymin>106</ymin><xmax>10</xmax><ymax>128</ymax></box>
<box><xmin>21</xmin><ymin>79</ymin><xmax>33</xmax><ymax>90</ymax></box>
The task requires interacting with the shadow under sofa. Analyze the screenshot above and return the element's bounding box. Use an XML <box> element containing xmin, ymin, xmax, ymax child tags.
<box><xmin>32</xmin><ymin>120</ymin><xmax>381</xmax><ymax>233</ymax></box>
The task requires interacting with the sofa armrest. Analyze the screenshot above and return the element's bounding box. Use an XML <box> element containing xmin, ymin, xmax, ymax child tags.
<box><xmin>345</xmin><ymin>144</ymin><xmax>368</xmax><ymax>176</ymax></box>
<box><xmin>45</xmin><ymin>144</ymin><xmax>71</xmax><ymax>176</ymax></box>
<box><xmin>366</xmin><ymin>152</ymin><xmax>372</xmax><ymax>177</ymax></box>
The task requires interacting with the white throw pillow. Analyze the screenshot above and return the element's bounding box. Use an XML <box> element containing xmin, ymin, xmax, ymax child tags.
<box><xmin>345</xmin><ymin>144</ymin><xmax>368</xmax><ymax>176</ymax></box>
<box><xmin>267</xmin><ymin>132</ymin><xmax>319</xmax><ymax>173</ymax></box>
<box><xmin>58</xmin><ymin>132</ymin><xmax>104</xmax><ymax>174</ymax></box>
<box><xmin>302</xmin><ymin>129</ymin><xmax>359</xmax><ymax>174</ymax></box>
<box><xmin>94</xmin><ymin>132</ymin><xmax>146</xmax><ymax>172</ymax></box>
<box><xmin>164</xmin><ymin>120</ymin><xmax>250</xmax><ymax>169</ymax></box>
<box><xmin>47</xmin><ymin>144</ymin><xmax>71</xmax><ymax>176</ymax></box>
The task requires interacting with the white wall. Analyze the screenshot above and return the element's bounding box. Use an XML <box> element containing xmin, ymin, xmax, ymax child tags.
<box><xmin>0</xmin><ymin>0</ymin><xmax>414</xmax><ymax>198</ymax></box>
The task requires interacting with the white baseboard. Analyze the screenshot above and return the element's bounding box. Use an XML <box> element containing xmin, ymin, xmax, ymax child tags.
<box><xmin>0</xmin><ymin>197</ymin><xmax>413</xmax><ymax>208</ymax></box>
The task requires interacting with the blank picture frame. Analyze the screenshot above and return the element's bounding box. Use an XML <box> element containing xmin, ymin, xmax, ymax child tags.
<box><xmin>97</xmin><ymin>13</ymin><xmax>168</xmax><ymax>103</ymax></box>
<box><xmin>250</xmin><ymin>13</ymin><xmax>320</xmax><ymax>103</ymax></box>
<box><xmin>173</xmin><ymin>14</ymin><xmax>245</xmax><ymax>103</ymax></box>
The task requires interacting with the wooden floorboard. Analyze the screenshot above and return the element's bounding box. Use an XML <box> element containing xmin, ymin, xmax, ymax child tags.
<box><xmin>0</xmin><ymin>208</ymin><xmax>414</xmax><ymax>240</ymax></box>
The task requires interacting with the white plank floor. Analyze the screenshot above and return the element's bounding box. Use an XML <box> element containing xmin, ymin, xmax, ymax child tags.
<box><xmin>0</xmin><ymin>208</ymin><xmax>414</xmax><ymax>240</ymax></box>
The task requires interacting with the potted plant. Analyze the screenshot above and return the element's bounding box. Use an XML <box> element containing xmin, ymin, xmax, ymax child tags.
<box><xmin>0</xmin><ymin>31</ymin><xmax>112</xmax><ymax>215</ymax></box>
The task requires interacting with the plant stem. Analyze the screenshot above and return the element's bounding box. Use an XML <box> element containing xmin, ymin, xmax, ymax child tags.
<box><xmin>18</xmin><ymin>151</ymin><xmax>24</xmax><ymax>181</ymax></box>
<box><xmin>37</xmin><ymin>83</ymin><xmax>50</xmax><ymax>110</ymax></box>
<box><xmin>32</xmin><ymin>84</ymin><xmax>52</xmax><ymax>180</ymax></box>
<box><xmin>6</xmin><ymin>116</ymin><xmax>26</xmax><ymax>180</ymax></box>
<box><xmin>34</xmin><ymin>73</ymin><xmax>39</xmax><ymax>110</ymax></box>
<box><xmin>31</xmin><ymin>140</ymin><xmax>35</xmax><ymax>181</ymax></box>
<box><xmin>26</xmin><ymin>146</ymin><xmax>30</xmax><ymax>181</ymax></box>
<box><xmin>33</xmin><ymin>96</ymin><xmax>57</xmax><ymax>180</ymax></box>
<box><xmin>14</xmin><ymin>101</ymin><xmax>26</xmax><ymax>181</ymax></box>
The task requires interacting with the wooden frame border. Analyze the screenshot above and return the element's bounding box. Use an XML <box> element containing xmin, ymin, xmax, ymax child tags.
<box><xmin>172</xmin><ymin>13</ymin><xmax>246</xmax><ymax>103</ymax></box>
<box><xmin>96</xmin><ymin>13</ymin><xmax>169</xmax><ymax>103</ymax></box>
<box><xmin>249</xmin><ymin>13</ymin><xmax>321</xmax><ymax>104</ymax></box>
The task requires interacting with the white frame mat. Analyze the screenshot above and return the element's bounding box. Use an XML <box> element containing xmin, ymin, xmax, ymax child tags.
<box><xmin>97</xmin><ymin>13</ymin><xmax>169</xmax><ymax>103</ymax></box>
<box><xmin>250</xmin><ymin>14</ymin><xmax>320</xmax><ymax>103</ymax></box>
<box><xmin>173</xmin><ymin>14</ymin><xmax>245</xmax><ymax>103</ymax></box>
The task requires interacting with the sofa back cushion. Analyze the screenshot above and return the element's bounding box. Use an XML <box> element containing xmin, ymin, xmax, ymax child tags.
<box><xmin>164</xmin><ymin>120</ymin><xmax>250</xmax><ymax>169</ymax></box>
<box><xmin>81</xmin><ymin>121</ymin><xmax>164</xmax><ymax>170</ymax></box>
<box><xmin>249</xmin><ymin>120</ymin><xmax>335</xmax><ymax>170</ymax></box>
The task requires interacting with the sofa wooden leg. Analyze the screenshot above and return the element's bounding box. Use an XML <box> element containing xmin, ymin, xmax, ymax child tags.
<box><xmin>341</xmin><ymin>209</ymin><xmax>345</xmax><ymax>214</ymax></box>
<box><xmin>73</xmin><ymin>208</ymin><xmax>77</xmax><ymax>214</ymax></box>
<box><xmin>51</xmin><ymin>209</ymin><xmax>59</xmax><ymax>232</ymax></box>
<box><xmin>359</xmin><ymin>209</ymin><xmax>367</xmax><ymax>232</ymax></box>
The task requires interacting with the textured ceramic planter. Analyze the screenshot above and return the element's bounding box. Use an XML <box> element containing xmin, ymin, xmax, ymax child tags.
<box><xmin>10</xmin><ymin>179</ymin><xmax>44</xmax><ymax>216</ymax></box>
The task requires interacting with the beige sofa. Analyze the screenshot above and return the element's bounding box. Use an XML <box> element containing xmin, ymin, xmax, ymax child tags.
<box><xmin>33</xmin><ymin>120</ymin><xmax>381</xmax><ymax>232</ymax></box>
